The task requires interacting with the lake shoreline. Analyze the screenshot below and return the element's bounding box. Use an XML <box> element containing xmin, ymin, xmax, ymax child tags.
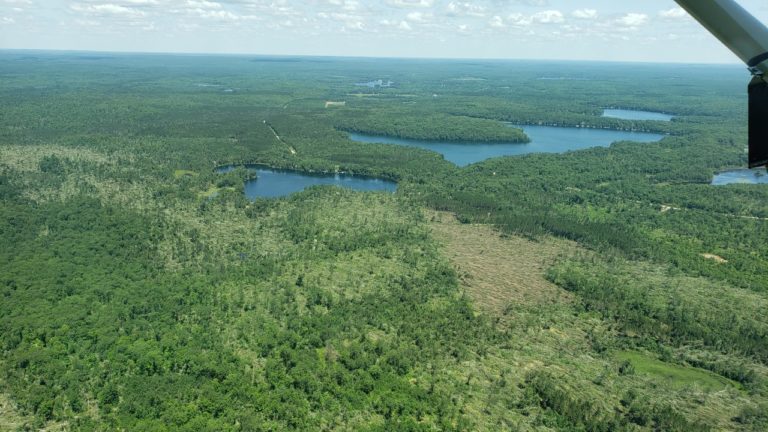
<box><xmin>350</xmin><ymin>125</ymin><xmax>665</xmax><ymax>166</ymax></box>
<box><xmin>215</xmin><ymin>163</ymin><xmax>398</xmax><ymax>199</ymax></box>
<box><xmin>335</xmin><ymin>127</ymin><xmax>531</xmax><ymax>144</ymax></box>
<box><xmin>712</xmin><ymin>168</ymin><xmax>768</xmax><ymax>185</ymax></box>
<box><xmin>214</xmin><ymin>162</ymin><xmax>400</xmax><ymax>182</ymax></box>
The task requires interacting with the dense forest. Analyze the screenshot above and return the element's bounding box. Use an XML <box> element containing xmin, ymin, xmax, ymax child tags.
<box><xmin>334</xmin><ymin>113</ymin><xmax>530</xmax><ymax>143</ymax></box>
<box><xmin>1</xmin><ymin>51</ymin><xmax>767</xmax><ymax>431</ymax></box>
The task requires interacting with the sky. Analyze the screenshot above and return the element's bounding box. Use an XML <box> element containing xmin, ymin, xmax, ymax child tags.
<box><xmin>2</xmin><ymin>0</ymin><xmax>768</xmax><ymax>63</ymax></box>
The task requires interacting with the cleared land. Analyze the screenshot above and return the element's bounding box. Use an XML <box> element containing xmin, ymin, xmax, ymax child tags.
<box><xmin>615</xmin><ymin>351</ymin><xmax>739</xmax><ymax>392</ymax></box>
<box><xmin>427</xmin><ymin>210</ymin><xmax>576</xmax><ymax>315</ymax></box>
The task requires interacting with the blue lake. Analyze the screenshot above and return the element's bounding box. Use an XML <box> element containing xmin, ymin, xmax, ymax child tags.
<box><xmin>349</xmin><ymin>125</ymin><xmax>664</xmax><ymax>167</ymax></box>
<box><xmin>216</xmin><ymin>165</ymin><xmax>397</xmax><ymax>199</ymax></box>
<box><xmin>603</xmin><ymin>109</ymin><xmax>674</xmax><ymax>121</ymax></box>
<box><xmin>712</xmin><ymin>169</ymin><xmax>768</xmax><ymax>185</ymax></box>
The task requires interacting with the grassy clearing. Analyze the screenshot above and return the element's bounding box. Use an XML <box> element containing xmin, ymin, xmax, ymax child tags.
<box><xmin>701</xmin><ymin>253</ymin><xmax>728</xmax><ymax>263</ymax></box>
<box><xmin>427</xmin><ymin>210</ymin><xmax>577</xmax><ymax>315</ymax></box>
<box><xmin>197</xmin><ymin>185</ymin><xmax>233</xmax><ymax>199</ymax></box>
<box><xmin>173</xmin><ymin>169</ymin><xmax>198</xmax><ymax>178</ymax></box>
<box><xmin>324</xmin><ymin>101</ymin><xmax>346</xmax><ymax>108</ymax></box>
<box><xmin>616</xmin><ymin>351</ymin><xmax>740</xmax><ymax>392</ymax></box>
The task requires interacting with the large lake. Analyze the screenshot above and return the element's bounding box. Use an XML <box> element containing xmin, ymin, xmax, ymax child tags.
<box><xmin>350</xmin><ymin>125</ymin><xmax>664</xmax><ymax>166</ymax></box>
<box><xmin>603</xmin><ymin>109</ymin><xmax>674</xmax><ymax>121</ymax></box>
<box><xmin>712</xmin><ymin>169</ymin><xmax>768</xmax><ymax>185</ymax></box>
<box><xmin>217</xmin><ymin>165</ymin><xmax>397</xmax><ymax>199</ymax></box>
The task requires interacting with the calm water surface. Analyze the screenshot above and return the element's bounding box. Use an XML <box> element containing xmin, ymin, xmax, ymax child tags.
<box><xmin>602</xmin><ymin>109</ymin><xmax>673</xmax><ymax>121</ymax></box>
<box><xmin>350</xmin><ymin>125</ymin><xmax>664</xmax><ymax>166</ymax></box>
<box><xmin>712</xmin><ymin>170</ymin><xmax>768</xmax><ymax>185</ymax></box>
<box><xmin>217</xmin><ymin>165</ymin><xmax>396</xmax><ymax>198</ymax></box>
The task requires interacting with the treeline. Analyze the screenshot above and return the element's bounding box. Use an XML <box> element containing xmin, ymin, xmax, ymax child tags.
<box><xmin>334</xmin><ymin>112</ymin><xmax>529</xmax><ymax>143</ymax></box>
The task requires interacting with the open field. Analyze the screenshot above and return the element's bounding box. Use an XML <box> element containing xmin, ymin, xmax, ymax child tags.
<box><xmin>427</xmin><ymin>210</ymin><xmax>576</xmax><ymax>313</ymax></box>
<box><xmin>615</xmin><ymin>351</ymin><xmax>740</xmax><ymax>392</ymax></box>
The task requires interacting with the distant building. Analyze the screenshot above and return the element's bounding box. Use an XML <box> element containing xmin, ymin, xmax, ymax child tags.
<box><xmin>355</xmin><ymin>79</ymin><xmax>394</xmax><ymax>88</ymax></box>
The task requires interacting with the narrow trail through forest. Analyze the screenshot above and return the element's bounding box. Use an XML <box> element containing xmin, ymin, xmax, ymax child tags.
<box><xmin>264</xmin><ymin>120</ymin><xmax>297</xmax><ymax>155</ymax></box>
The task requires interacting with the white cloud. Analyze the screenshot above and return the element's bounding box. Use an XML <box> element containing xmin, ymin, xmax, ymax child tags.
<box><xmin>123</xmin><ymin>0</ymin><xmax>159</xmax><ymax>5</ymax></box>
<box><xmin>446</xmin><ymin>2</ymin><xmax>486</xmax><ymax>18</ymax></box>
<box><xmin>507</xmin><ymin>13</ymin><xmax>531</xmax><ymax>26</ymax></box>
<box><xmin>195</xmin><ymin>9</ymin><xmax>239</xmax><ymax>20</ymax></box>
<box><xmin>378</xmin><ymin>18</ymin><xmax>412</xmax><ymax>31</ymax></box>
<box><xmin>186</xmin><ymin>0</ymin><xmax>221</xmax><ymax>10</ymax></box>
<box><xmin>327</xmin><ymin>0</ymin><xmax>360</xmax><ymax>12</ymax></box>
<box><xmin>659</xmin><ymin>7</ymin><xmax>688</xmax><ymax>19</ymax></box>
<box><xmin>2</xmin><ymin>16</ymin><xmax>14</xmax><ymax>23</ymax></box>
<box><xmin>386</xmin><ymin>0</ymin><xmax>433</xmax><ymax>8</ymax></box>
<box><xmin>531</xmin><ymin>10</ymin><xmax>563</xmax><ymax>24</ymax></box>
<box><xmin>5</xmin><ymin>0</ymin><xmax>757</xmax><ymax>62</ymax></box>
<box><xmin>505</xmin><ymin>10</ymin><xmax>563</xmax><ymax>27</ymax></box>
<box><xmin>266</xmin><ymin>3</ymin><xmax>299</xmax><ymax>17</ymax></box>
<box><xmin>616</xmin><ymin>13</ymin><xmax>648</xmax><ymax>27</ymax></box>
<box><xmin>572</xmin><ymin>9</ymin><xmax>597</xmax><ymax>20</ymax></box>
<box><xmin>70</xmin><ymin>3</ymin><xmax>146</xmax><ymax>18</ymax></box>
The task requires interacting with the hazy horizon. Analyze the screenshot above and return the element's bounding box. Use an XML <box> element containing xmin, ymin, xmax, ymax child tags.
<box><xmin>0</xmin><ymin>47</ymin><xmax>756</xmax><ymax>68</ymax></box>
<box><xmin>2</xmin><ymin>1</ymin><xmax>767</xmax><ymax>65</ymax></box>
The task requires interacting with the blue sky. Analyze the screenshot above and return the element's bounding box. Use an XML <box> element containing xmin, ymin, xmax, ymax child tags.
<box><xmin>2</xmin><ymin>0</ymin><xmax>767</xmax><ymax>63</ymax></box>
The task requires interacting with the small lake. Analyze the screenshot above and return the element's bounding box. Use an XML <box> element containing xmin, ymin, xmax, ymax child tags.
<box><xmin>712</xmin><ymin>169</ymin><xmax>768</xmax><ymax>185</ymax></box>
<box><xmin>603</xmin><ymin>109</ymin><xmax>673</xmax><ymax>121</ymax></box>
<box><xmin>216</xmin><ymin>165</ymin><xmax>396</xmax><ymax>199</ymax></box>
<box><xmin>349</xmin><ymin>125</ymin><xmax>664</xmax><ymax>166</ymax></box>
